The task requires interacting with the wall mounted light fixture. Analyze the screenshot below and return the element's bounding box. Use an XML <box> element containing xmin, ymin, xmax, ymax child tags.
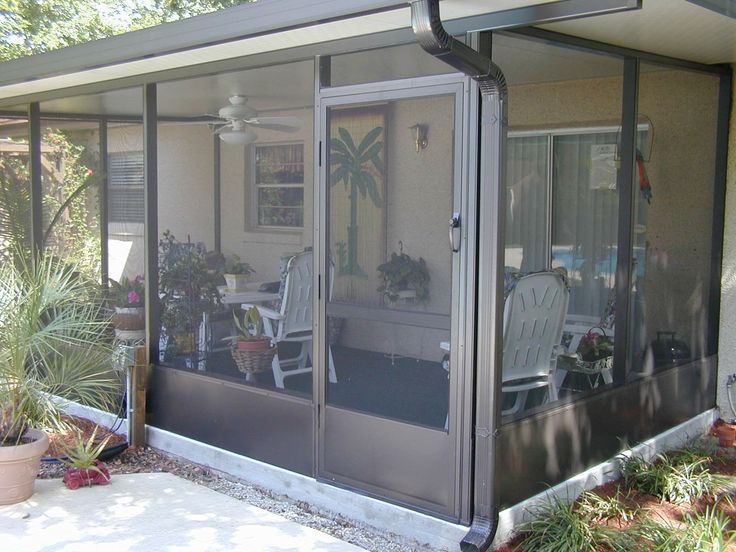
<box><xmin>409</xmin><ymin>124</ymin><xmax>428</xmax><ymax>152</ymax></box>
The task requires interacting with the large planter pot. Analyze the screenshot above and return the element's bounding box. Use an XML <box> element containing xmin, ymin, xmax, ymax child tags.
<box><xmin>0</xmin><ymin>428</ymin><xmax>50</xmax><ymax>505</ymax></box>
<box><xmin>112</xmin><ymin>306</ymin><xmax>145</xmax><ymax>331</ymax></box>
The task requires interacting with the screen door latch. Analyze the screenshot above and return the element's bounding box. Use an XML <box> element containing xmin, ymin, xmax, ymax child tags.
<box><xmin>449</xmin><ymin>212</ymin><xmax>461</xmax><ymax>252</ymax></box>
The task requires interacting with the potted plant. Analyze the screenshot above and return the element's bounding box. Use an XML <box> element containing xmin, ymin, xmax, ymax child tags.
<box><xmin>0</xmin><ymin>253</ymin><xmax>120</xmax><ymax>504</ymax></box>
<box><xmin>715</xmin><ymin>421</ymin><xmax>736</xmax><ymax>448</ymax></box>
<box><xmin>109</xmin><ymin>275</ymin><xmax>145</xmax><ymax>339</ymax></box>
<box><xmin>377</xmin><ymin>243</ymin><xmax>430</xmax><ymax>304</ymax></box>
<box><xmin>223</xmin><ymin>255</ymin><xmax>255</xmax><ymax>291</ymax></box>
<box><xmin>227</xmin><ymin>307</ymin><xmax>276</xmax><ymax>375</ymax></box>
<box><xmin>58</xmin><ymin>425</ymin><xmax>112</xmax><ymax>490</ymax></box>
<box><xmin>159</xmin><ymin>231</ymin><xmax>222</xmax><ymax>359</ymax></box>
<box><xmin>577</xmin><ymin>329</ymin><xmax>614</xmax><ymax>362</ymax></box>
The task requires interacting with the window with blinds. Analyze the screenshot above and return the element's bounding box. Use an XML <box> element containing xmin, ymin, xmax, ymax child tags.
<box><xmin>108</xmin><ymin>152</ymin><xmax>144</xmax><ymax>223</ymax></box>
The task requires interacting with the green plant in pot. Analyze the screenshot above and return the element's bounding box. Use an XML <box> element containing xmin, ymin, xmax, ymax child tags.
<box><xmin>229</xmin><ymin>307</ymin><xmax>272</xmax><ymax>351</ymax></box>
<box><xmin>159</xmin><ymin>231</ymin><xmax>221</xmax><ymax>358</ymax></box>
<box><xmin>227</xmin><ymin>307</ymin><xmax>276</xmax><ymax>376</ymax></box>
<box><xmin>0</xmin><ymin>252</ymin><xmax>120</xmax><ymax>504</ymax></box>
<box><xmin>222</xmin><ymin>255</ymin><xmax>255</xmax><ymax>292</ymax></box>
<box><xmin>377</xmin><ymin>243</ymin><xmax>430</xmax><ymax>304</ymax></box>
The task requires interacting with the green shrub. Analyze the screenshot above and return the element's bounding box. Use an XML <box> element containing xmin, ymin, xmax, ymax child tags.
<box><xmin>577</xmin><ymin>488</ymin><xmax>640</xmax><ymax>523</ymax></box>
<box><xmin>518</xmin><ymin>494</ymin><xmax>636</xmax><ymax>552</ymax></box>
<box><xmin>620</xmin><ymin>449</ymin><xmax>726</xmax><ymax>504</ymax></box>
<box><xmin>635</xmin><ymin>504</ymin><xmax>735</xmax><ymax>551</ymax></box>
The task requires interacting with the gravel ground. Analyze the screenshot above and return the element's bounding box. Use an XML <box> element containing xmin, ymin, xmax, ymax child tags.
<box><xmin>39</xmin><ymin>445</ymin><xmax>447</xmax><ymax>552</ymax></box>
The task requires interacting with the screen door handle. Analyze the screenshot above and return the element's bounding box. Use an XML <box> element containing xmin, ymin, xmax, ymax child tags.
<box><xmin>449</xmin><ymin>212</ymin><xmax>461</xmax><ymax>252</ymax></box>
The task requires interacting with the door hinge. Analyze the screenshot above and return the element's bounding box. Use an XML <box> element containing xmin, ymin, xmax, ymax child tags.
<box><xmin>318</xmin><ymin>140</ymin><xmax>322</xmax><ymax>167</ymax></box>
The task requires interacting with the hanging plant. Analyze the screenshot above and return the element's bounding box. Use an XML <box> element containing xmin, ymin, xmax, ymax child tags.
<box><xmin>377</xmin><ymin>242</ymin><xmax>430</xmax><ymax>304</ymax></box>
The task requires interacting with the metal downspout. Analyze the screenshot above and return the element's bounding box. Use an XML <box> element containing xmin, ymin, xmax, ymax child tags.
<box><xmin>408</xmin><ymin>2</ymin><xmax>507</xmax><ymax>551</ymax></box>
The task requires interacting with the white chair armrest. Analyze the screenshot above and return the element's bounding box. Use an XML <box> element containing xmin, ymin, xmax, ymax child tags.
<box><xmin>551</xmin><ymin>344</ymin><xmax>567</xmax><ymax>358</ymax></box>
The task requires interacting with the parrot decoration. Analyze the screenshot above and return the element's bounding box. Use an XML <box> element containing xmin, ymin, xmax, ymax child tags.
<box><xmin>636</xmin><ymin>148</ymin><xmax>652</xmax><ymax>204</ymax></box>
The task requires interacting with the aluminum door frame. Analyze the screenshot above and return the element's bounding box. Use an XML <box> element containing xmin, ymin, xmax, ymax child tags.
<box><xmin>314</xmin><ymin>74</ymin><xmax>476</xmax><ymax>521</ymax></box>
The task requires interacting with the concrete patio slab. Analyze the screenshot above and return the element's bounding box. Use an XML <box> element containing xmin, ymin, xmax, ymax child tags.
<box><xmin>0</xmin><ymin>473</ymin><xmax>367</xmax><ymax>551</ymax></box>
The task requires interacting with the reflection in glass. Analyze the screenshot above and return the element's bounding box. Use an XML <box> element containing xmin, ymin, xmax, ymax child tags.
<box><xmin>0</xmin><ymin>114</ymin><xmax>30</xmax><ymax>261</ymax></box>
<box><xmin>40</xmin><ymin>119</ymin><xmax>102</xmax><ymax>282</ymax></box>
<box><xmin>326</xmin><ymin>94</ymin><xmax>454</xmax><ymax>430</ymax></box>
<box><xmin>629</xmin><ymin>65</ymin><xmax>719</xmax><ymax>377</ymax></box>
<box><xmin>494</xmin><ymin>32</ymin><xmax>624</xmax><ymax>416</ymax></box>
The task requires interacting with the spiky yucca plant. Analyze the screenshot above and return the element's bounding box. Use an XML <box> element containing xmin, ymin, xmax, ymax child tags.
<box><xmin>0</xmin><ymin>251</ymin><xmax>120</xmax><ymax>445</ymax></box>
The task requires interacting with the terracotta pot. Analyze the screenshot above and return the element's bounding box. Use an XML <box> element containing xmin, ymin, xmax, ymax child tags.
<box><xmin>716</xmin><ymin>424</ymin><xmax>736</xmax><ymax>447</ymax></box>
<box><xmin>237</xmin><ymin>337</ymin><xmax>272</xmax><ymax>351</ymax></box>
<box><xmin>112</xmin><ymin>306</ymin><xmax>145</xmax><ymax>331</ymax></box>
<box><xmin>0</xmin><ymin>429</ymin><xmax>50</xmax><ymax>505</ymax></box>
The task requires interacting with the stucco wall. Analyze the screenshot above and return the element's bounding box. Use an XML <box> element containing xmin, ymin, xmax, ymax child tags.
<box><xmin>716</xmin><ymin>65</ymin><xmax>736</xmax><ymax>418</ymax></box>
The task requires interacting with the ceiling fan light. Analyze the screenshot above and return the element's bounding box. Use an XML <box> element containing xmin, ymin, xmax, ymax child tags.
<box><xmin>219</xmin><ymin>128</ymin><xmax>257</xmax><ymax>145</ymax></box>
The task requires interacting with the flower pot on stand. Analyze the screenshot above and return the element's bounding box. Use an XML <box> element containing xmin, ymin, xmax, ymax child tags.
<box><xmin>0</xmin><ymin>429</ymin><xmax>49</xmax><ymax>505</ymax></box>
<box><xmin>112</xmin><ymin>306</ymin><xmax>145</xmax><ymax>341</ymax></box>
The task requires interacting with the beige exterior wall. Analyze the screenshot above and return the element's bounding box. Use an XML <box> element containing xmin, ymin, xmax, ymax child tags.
<box><xmin>717</xmin><ymin>65</ymin><xmax>736</xmax><ymax>417</ymax></box>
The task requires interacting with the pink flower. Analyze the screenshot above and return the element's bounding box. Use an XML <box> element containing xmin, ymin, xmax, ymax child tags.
<box><xmin>127</xmin><ymin>291</ymin><xmax>141</xmax><ymax>305</ymax></box>
<box><xmin>133</xmin><ymin>275</ymin><xmax>144</xmax><ymax>284</ymax></box>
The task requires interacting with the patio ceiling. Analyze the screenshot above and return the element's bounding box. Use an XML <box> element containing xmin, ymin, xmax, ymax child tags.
<box><xmin>541</xmin><ymin>0</ymin><xmax>736</xmax><ymax>64</ymax></box>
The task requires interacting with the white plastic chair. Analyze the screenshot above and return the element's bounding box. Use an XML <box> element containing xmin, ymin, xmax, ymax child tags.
<box><xmin>244</xmin><ymin>251</ymin><xmax>337</xmax><ymax>389</ymax></box>
<box><xmin>502</xmin><ymin>271</ymin><xmax>569</xmax><ymax>415</ymax></box>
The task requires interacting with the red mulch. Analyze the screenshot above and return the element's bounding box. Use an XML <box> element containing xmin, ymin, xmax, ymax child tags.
<box><xmin>45</xmin><ymin>415</ymin><xmax>127</xmax><ymax>458</ymax></box>
<box><xmin>494</xmin><ymin>421</ymin><xmax>736</xmax><ymax>551</ymax></box>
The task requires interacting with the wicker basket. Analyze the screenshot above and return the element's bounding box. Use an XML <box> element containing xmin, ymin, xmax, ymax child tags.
<box><xmin>558</xmin><ymin>353</ymin><xmax>613</xmax><ymax>375</ymax></box>
<box><xmin>231</xmin><ymin>345</ymin><xmax>277</xmax><ymax>375</ymax></box>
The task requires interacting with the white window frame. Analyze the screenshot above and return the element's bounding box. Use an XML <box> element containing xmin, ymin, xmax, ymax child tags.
<box><xmin>250</xmin><ymin>141</ymin><xmax>305</xmax><ymax>230</ymax></box>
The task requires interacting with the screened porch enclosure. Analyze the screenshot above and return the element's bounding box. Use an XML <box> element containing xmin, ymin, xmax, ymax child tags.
<box><xmin>0</xmin><ymin>18</ymin><xmax>727</xmax><ymax>523</ymax></box>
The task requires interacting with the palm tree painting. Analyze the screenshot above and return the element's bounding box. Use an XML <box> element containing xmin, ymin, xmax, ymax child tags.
<box><xmin>330</xmin><ymin>125</ymin><xmax>384</xmax><ymax>277</ymax></box>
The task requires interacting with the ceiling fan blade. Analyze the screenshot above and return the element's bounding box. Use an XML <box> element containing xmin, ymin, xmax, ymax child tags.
<box><xmin>245</xmin><ymin>116</ymin><xmax>302</xmax><ymax>133</ymax></box>
<box><xmin>160</xmin><ymin>115</ymin><xmax>222</xmax><ymax>125</ymax></box>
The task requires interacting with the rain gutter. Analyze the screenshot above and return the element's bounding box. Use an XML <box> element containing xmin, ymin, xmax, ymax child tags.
<box><xmin>408</xmin><ymin>1</ymin><xmax>507</xmax><ymax>551</ymax></box>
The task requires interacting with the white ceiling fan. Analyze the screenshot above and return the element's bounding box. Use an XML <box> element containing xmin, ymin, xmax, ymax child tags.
<box><xmin>207</xmin><ymin>95</ymin><xmax>302</xmax><ymax>145</ymax></box>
